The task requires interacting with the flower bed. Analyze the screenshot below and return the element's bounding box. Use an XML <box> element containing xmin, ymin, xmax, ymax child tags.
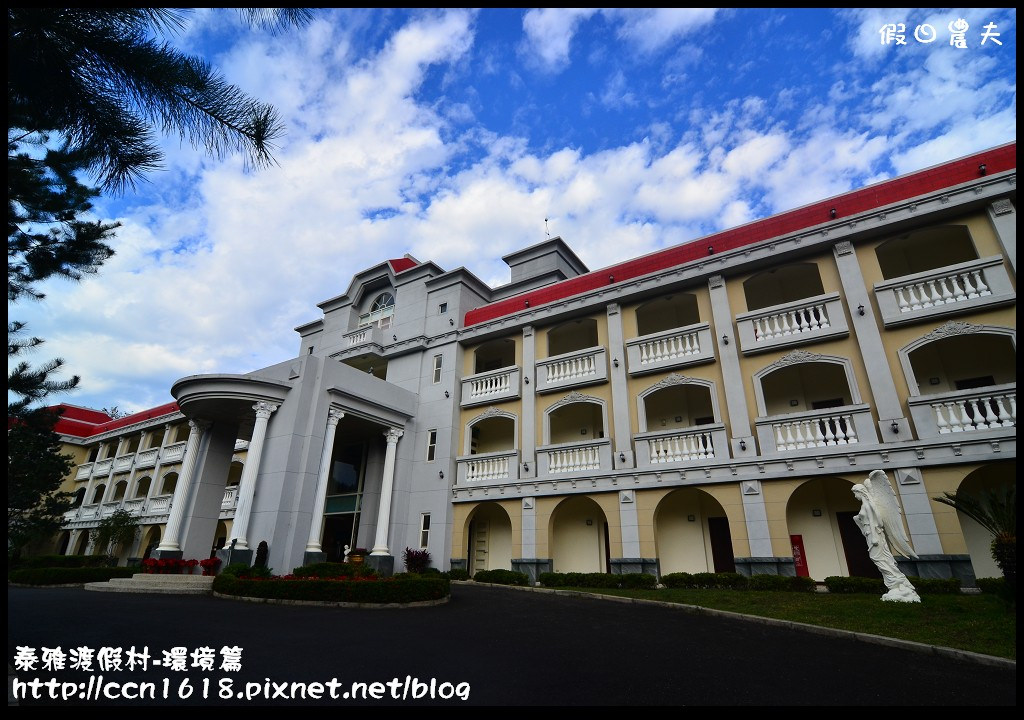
<box><xmin>141</xmin><ymin>557</ymin><xmax>200</xmax><ymax>574</ymax></box>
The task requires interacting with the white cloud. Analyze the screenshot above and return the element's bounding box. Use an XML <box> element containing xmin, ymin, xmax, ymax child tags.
<box><xmin>520</xmin><ymin>8</ymin><xmax>597</xmax><ymax>72</ymax></box>
<box><xmin>604</xmin><ymin>8</ymin><xmax>719</xmax><ymax>54</ymax></box>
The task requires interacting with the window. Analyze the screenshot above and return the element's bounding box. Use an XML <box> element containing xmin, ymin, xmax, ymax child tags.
<box><xmin>358</xmin><ymin>292</ymin><xmax>396</xmax><ymax>329</ymax></box>
<box><xmin>426</xmin><ymin>429</ymin><xmax>437</xmax><ymax>462</ymax></box>
<box><xmin>432</xmin><ymin>354</ymin><xmax>443</xmax><ymax>384</ymax></box>
<box><xmin>438</xmin><ymin>302</ymin><xmax>448</xmax><ymax>315</ymax></box>
<box><xmin>419</xmin><ymin>514</ymin><xmax>431</xmax><ymax>549</ymax></box>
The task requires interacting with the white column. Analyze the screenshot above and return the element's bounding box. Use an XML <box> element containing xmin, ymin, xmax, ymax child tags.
<box><xmin>370</xmin><ymin>427</ymin><xmax>404</xmax><ymax>556</ymax></box>
<box><xmin>99</xmin><ymin>438</ymin><xmax>125</xmax><ymax>504</ymax></box>
<box><xmin>305</xmin><ymin>407</ymin><xmax>345</xmax><ymax>553</ymax></box>
<box><xmin>143</xmin><ymin>424</ymin><xmax>172</xmax><ymax>506</ymax></box>
<box><xmin>229</xmin><ymin>401</ymin><xmax>278</xmax><ymax>551</ymax></box>
<box><xmin>157</xmin><ymin>419</ymin><xmax>209</xmax><ymax>552</ymax></box>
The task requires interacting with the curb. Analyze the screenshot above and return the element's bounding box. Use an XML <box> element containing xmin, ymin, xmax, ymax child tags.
<box><xmin>211</xmin><ymin>591</ymin><xmax>450</xmax><ymax>609</ymax></box>
<box><xmin>453</xmin><ymin>581</ymin><xmax>1015</xmax><ymax>669</ymax></box>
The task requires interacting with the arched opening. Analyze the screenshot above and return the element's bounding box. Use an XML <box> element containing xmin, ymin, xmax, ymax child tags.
<box><xmin>72</xmin><ymin>532</ymin><xmax>90</xmax><ymax>556</ymax></box>
<box><xmin>465</xmin><ymin>503</ymin><xmax>514</xmax><ymax>574</ymax></box>
<box><xmin>91</xmin><ymin>484</ymin><xmax>106</xmax><ymax>504</ymax></box>
<box><xmin>655</xmin><ymin>489</ymin><xmax>735</xmax><ymax>574</ymax></box>
<box><xmin>907</xmin><ymin>334</ymin><xmax>1015</xmax><ymax>396</ymax></box>
<box><xmin>226</xmin><ymin>461</ymin><xmax>244</xmax><ymax>486</ymax></box>
<box><xmin>474</xmin><ymin>338</ymin><xmax>516</xmax><ymax>374</ymax></box>
<box><xmin>551</xmin><ymin>496</ymin><xmax>608</xmax><ymax>573</ymax></box>
<box><xmin>875</xmin><ymin>226</ymin><xmax>978</xmax><ymax>280</ymax></box>
<box><xmin>160</xmin><ymin>472</ymin><xmax>178</xmax><ymax>496</ymax></box>
<box><xmin>125</xmin><ymin>434</ymin><xmax>142</xmax><ymax>454</ymax></box>
<box><xmin>951</xmin><ymin>463</ymin><xmax>1015</xmax><ymax>580</ymax></box>
<box><xmin>548</xmin><ymin>401</ymin><xmax>604</xmax><ymax>444</ymax></box>
<box><xmin>57</xmin><ymin>531</ymin><xmax>71</xmax><ymax>556</ymax></box>
<box><xmin>213</xmin><ymin>521</ymin><xmax>230</xmax><ymax>557</ymax></box>
<box><xmin>141</xmin><ymin>527</ymin><xmax>161</xmax><ymax>560</ymax></box>
<box><xmin>134</xmin><ymin>477</ymin><xmax>151</xmax><ymax>499</ymax></box>
<box><xmin>468</xmin><ymin>416</ymin><xmax>515</xmax><ymax>454</ymax></box>
<box><xmin>641</xmin><ymin>384</ymin><xmax>715</xmax><ymax>431</ymax></box>
<box><xmin>743</xmin><ymin>263</ymin><xmax>825</xmax><ymax>312</ymax></box>
<box><xmin>359</xmin><ymin>290</ymin><xmax>396</xmax><ymax>329</ymax></box>
<box><xmin>112</xmin><ymin>480</ymin><xmax>128</xmax><ymax>501</ymax></box>
<box><xmin>636</xmin><ymin>294</ymin><xmax>700</xmax><ymax>336</ymax></box>
<box><xmin>786</xmin><ymin>477</ymin><xmax>876</xmax><ymax>580</ymax></box>
<box><xmin>548</xmin><ymin>318</ymin><xmax>598</xmax><ymax>357</ymax></box>
<box><xmin>73</xmin><ymin>488</ymin><xmax>86</xmax><ymax>507</ymax></box>
<box><xmin>760</xmin><ymin>361</ymin><xmax>853</xmax><ymax>416</ymax></box>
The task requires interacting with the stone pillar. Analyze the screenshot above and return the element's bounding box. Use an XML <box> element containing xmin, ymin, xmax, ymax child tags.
<box><xmin>143</xmin><ymin>424</ymin><xmax>172</xmax><ymax>506</ymax></box>
<box><xmin>304</xmin><ymin>407</ymin><xmax>345</xmax><ymax>563</ymax></box>
<box><xmin>707</xmin><ymin>274</ymin><xmax>755</xmax><ymax>457</ymax></box>
<box><xmin>832</xmin><ymin>240</ymin><xmax>910</xmax><ymax>439</ymax></box>
<box><xmin>370</xmin><ymin>427</ymin><xmax>403</xmax><ymax>558</ymax></box>
<box><xmin>520</xmin><ymin>325</ymin><xmax>537</xmax><ymax>478</ymax></box>
<box><xmin>156</xmin><ymin>419</ymin><xmax>209</xmax><ymax>554</ymax></box>
<box><xmin>124</xmin><ymin>431</ymin><xmax>146</xmax><ymax>507</ymax></box>
<box><xmin>99</xmin><ymin>438</ymin><xmax>125</xmax><ymax>504</ymax></box>
<box><xmin>229</xmin><ymin>401</ymin><xmax>278</xmax><ymax>551</ymax></box>
<box><xmin>987</xmin><ymin>199</ymin><xmax>1016</xmax><ymax>274</ymax></box>
<box><xmin>891</xmin><ymin>468</ymin><xmax>943</xmax><ymax>555</ymax></box>
<box><xmin>740</xmin><ymin>480</ymin><xmax>773</xmax><ymax>557</ymax></box>
<box><xmin>606</xmin><ymin>303</ymin><xmax>635</xmax><ymax>469</ymax></box>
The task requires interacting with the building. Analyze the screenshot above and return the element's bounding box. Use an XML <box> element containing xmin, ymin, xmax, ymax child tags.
<box><xmin>48</xmin><ymin>142</ymin><xmax>1016</xmax><ymax>585</ymax></box>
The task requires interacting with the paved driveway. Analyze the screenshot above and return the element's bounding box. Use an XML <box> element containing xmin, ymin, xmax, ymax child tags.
<box><xmin>7</xmin><ymin>584</ymin><xmax>1016</xmax><ymax>706</ymax></box>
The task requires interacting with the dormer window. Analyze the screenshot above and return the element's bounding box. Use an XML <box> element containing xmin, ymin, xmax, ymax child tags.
<box><xmin>359</xmin><ymin>292</ymin><xmax>395</xmax><ymax>329</ymax></box>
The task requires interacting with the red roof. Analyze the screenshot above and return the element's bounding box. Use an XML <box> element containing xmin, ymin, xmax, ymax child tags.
<box><xmin>52</xmin><ymin>401</ymin><xmax>180</xmax><ymax>439</ymax></box>
<box><xmin>388</xmin><ymin>257</ymin><xmax>418</xmax><ymax>274</ymax></box>
<box><xmin>465</xmin><ymin>143</ymin><xmax>1016</xmax><ymax>327</ymax></box>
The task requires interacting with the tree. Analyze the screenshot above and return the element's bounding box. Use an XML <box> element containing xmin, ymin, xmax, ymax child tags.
<box><xmin>90</xmin><ymin>508</ymin><xmax>141</xmax><ymax>563</ymax></box>
<box><xmin>935</xmin><ymin>486</ymin><xmax>1016</xmax><ymax>600</ymax></box>
<box><xmin>7</xmin><ymin>407</ymin><xmax>75</xmax><ymax>558</ymax></box>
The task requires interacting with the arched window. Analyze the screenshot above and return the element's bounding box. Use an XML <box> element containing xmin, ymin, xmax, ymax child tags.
<box><xmin>359</xmin><ymin>292</ymin><xmax>396</xmax><ymax>329</ymax></box>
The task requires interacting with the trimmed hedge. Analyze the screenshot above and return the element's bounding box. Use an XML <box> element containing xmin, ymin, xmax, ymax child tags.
<box><xmin>473</xmin><ymin>569</ymin><xmax>529</xmax><ymax>586</ymax></box>
<box><xmin>907</xmin><ymin>577</ymin><xmax>961</xmax><ymax>594</ymax></box>
<box><xmin>213</xmin><ymin>575</ymin><xmax>450</xmax><ymax>603</ymax></box>
<box><xmin>660</xmin><ymin>572</ymin><xmax>749</xmax><ymax>590</ymax></box>
<box><xmin>291</xmin><ymin>562</ymin><xmax>376</xmax><ymax>579</ymax></box>
<box><xmin>9</xmin><ymin>555</ymin><xmax>108</xmax><ymax>570</ymax></box>
<box><xmin>824</xmin><ymin>575</ymin><xmax>962</xmax><ymax>595</ymax></box>
<box><xmin>747</xmin><ymin>574</ymin><xmax>816</xmax><ymax>592</ymax></box>
<box><xmin>538</xmin><ymin>572</ymin><xmax>657</xmax><ymax>589</ymax></box>
<box><xmin>976</xmin><ymin>577</ymin><xmax>1005</xmax><ymax>594</ymax></box>
<box><xmin>447</xmin><ymin>569</ymin><xmax>471</xmax><ymax>581</ymax></box>
<box><xmin>9</xmin><ymin>567</ymin><xmax>135</xmax><ymax>585</ymax></box>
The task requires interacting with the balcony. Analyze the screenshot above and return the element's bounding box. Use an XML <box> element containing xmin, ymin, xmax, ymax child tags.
<box><xmin>342</xmin><ymin>325</ymin><xmax>384</xmax><ymax>351</ymax></box>
<box><xmin>735</xmin><ymin>293</ymin><xmax>849</xmax><ymax>355</ymax></box>
<box><xmin>535</xmin><ymin>346</ymin><xmax>608</xmax><ymax>393</ymax></box>
<box><xmin>122</xmin><ymin>499</ymin><xmax>145</xmax><ymax>515</ymax></box>
<box><xmin>100</xmin><ymin>501</ymin><xmax>120</xmax><ymax>518</ymax></box>
<box><xmin>873</xmin><ymin>256</ymin><xmax>1015</xmax><ymax>327</ymax></box>
<box><xmin>537</xmin><ymin>438</ymin><xmax>612</xmax><ymax>476</ymax></box>
<box><xmin>461</xmin><ymin>367</ymin><xmax>521</xmax><ymax>407</ymax></box>
<box><xmin>635</xmin><ymin>424</ymin><xmax>729</xmax><ymax>467</ymax></box>
<box><xmin>75</xmin><ymin>463</ymin><xmax>93</xmax><ymax>480</ymax></box>
<box><xmin>146</xmin><ymin>494</ymin><xmax>173</xmax><ymax>515</ymax></box>
<box><xmin>625</xmin><ymin>323</ymin><xmax>714</xmax><ymax>375</ymax></box>
<box><xmin>93</xmin><ymin>458</ymin><xmax>113</xmax><ymax>475</ymax></box>
<box><xmin>162</xmin><ymin>441</ymin><xmax>187</xmax><ymax>464</ymax></box>
<box><xmin>221</xmin><ymin>485</ymin><xmax>240</xmax><ymax>511</ymax></box>
<box><xmin>113</xmin><ymin>453</ymin><xmax>134</xmax><ymax>473</ymax></box>
<box><xmin>79</xmin><ymin>504</ymin><xmax>100</xmax><ymax>521</ymax></box>
<box><xmin>135</xmin><ymin>447</ymin><xmax>159</xmax><ymax>470</ymax></box>
<box><xmin>908</xmin><ymin>383</ymin><xmax>1016</xmax><ymax>439</ymax></box>
<box><xmin>456</xmin><ymin>450</ymin><xmax>520</xmax><ymax>485</ymax></box>
<box><xmin>754</xmin><ymin>404</ymin><xmax>878</xmax><ymax>455</ymax></box>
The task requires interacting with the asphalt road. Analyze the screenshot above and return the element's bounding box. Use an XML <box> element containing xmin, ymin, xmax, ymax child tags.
<box><xmin>7</xmin><ymin>584</ymin><xmax>1016</xmax><ymax>706</ymax></box>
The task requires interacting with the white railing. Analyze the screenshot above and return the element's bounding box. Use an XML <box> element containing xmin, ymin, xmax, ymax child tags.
<box><xmin>535</xmin><ymin>346</ymin><xmax>608</xmax><ymax>393</ymax></box>
<box><xmin>346</xmin><ymin>327</ymin><xmax>370</xmax><ymax>346</ymax></box>
<box><xmin>755</xmin><ymin>404</ymin><xmax>878</xmax><ymax>455</ymax></box>
<box><xmin>75</xmin><ymin>463</ymin><xmax>93</xmax><ymax>480</ymax></box>
<box><xmin>626</xmin><ymin>323</ymin><xmax>716</xmax><ymax>376</ymax></box>
<box><xmin>648</xmin><ymin>430</ymin><xmax>716</xmax><ymax>463</ymax></box>
<box><xmin>100</xmin><ymin>501</ymin><xmax>120</xmax><ymax>518</ymax></box>
<box><xmin>135</xmin><ymin>448</ymin><xmax>159</xmax><ymax>469</ymax></box>
<box><xmin>147</xmin><ymin>495</ymin><xmax>172</xmax><ymax>514</ymax></box>
<box><xmin>639</xmin><ymin>329</ymin><xmax>701</xmax><ymax>364</ymax></box>
<box><xmin>736</xmin><ymin>293</ymin><xmax>848</xmax><ymax>354</ymax></box>
<box><xmin>460</xmin><ymin>366</ymin><xmax>521</xmax><ymax>407</ymax></box>
<box><xmin>93</xmin><ymin>458</ymin><xmax>113</xmax><ymax>475</ymax></box>
<box><xmin>465</xmin><ymin>456</ymin><xmax>510</xmax><ymax>481</ymax></box>
<box><xmin>537</xmin><ymin>439</ymin><xmax>613</xmax><ymax>475</ymax></box>
<box><xmin>908</xmin><ymin>384</ymin><xmax>1016</xmax><ymax>438</ymax></box>
<box><xmin>873</xmin><ymin>256</ymin><xmax>1015</xmax><ymax>327</ymax></box>
<box><xmin>113</xmin><ymin>454</ymin><xmax>134</xmax><ymax>472</ymax></box>
<box><xmin>221</xmin><ymin>485</ymin><xmax>240</xmax><ymax>510</ymax></box>
<box><xmin>162</xmin><ymin>442</ymin><xmax>186</xmax><ymax>463</ymax></box>
<box><xmin>79</xmin><ymin>504</ymin><xmax>100</xmax><ymax>521</ymax></box>
<box><xmin>122</xmin><ymin>499</ymin><xmax>145</xmax><ymax>515</ymax></box>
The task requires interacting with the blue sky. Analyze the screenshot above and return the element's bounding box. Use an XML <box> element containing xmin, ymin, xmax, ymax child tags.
<box><xmin>13</xmin><ymin>8</ymin><xmax>1016</xmax><ymax>414</ymax></box>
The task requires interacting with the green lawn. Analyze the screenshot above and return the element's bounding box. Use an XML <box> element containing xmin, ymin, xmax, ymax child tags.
<box><xmin>562</xmin><ymin>587</ymin><xmax>1016</xmax><ymax>660</ymax></box>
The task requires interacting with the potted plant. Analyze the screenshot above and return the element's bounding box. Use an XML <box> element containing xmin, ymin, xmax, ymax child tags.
<box><xmin>199</xmin><ymin>557</ymin><xmax>221</xmax><ymax>576</ymax></box>
<box><xmin>347</xmin><ymin>547</ymin><xmax>368</xmax><ymax>565</ymax></box>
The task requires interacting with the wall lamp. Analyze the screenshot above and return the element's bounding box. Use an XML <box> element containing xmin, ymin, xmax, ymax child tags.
<box><xmin>979</xmin><ymin>163</ymin><xmax>987</xmax><ymax>176</ymax></box>
<box><xmin>890</xmin><ymin>420</ymin><xmax>900</xmax><ymax>434</ymax></box>
<box><xmin>524</xmin><ymin>300</ymin><xmax>530</xmax><ymax>308</ymax></box>
<box><xmin>523</xmin><ymin>376</ymin><xmax>529</xmax><ymax>384</ymax></box>
<box><xmin>449</xmin><ymin>318</ymin><xmax>454</xmax><ymax>326</ymax></box>
<box><xmin>722</xmin><ymin>334</ymin><xmax>729</xmax><ymax>345</ymax></box>
<box><xmin>613</xmin><ymin>358</ymin><xmax>619</xmax><ymax>367</ymax></box>
<box><xmin>739</xmin><ymin>439</ymin><xmax>747</xmax><ymax>451</ymax></box>
<box><xmin>522</xmin><ymin>462</ymin><xmax>529</xmax><ymax>473</ymax></box>
<box><xmin>444</xmin><ymin>391</ymin><xmax>450</xmax><ymax>398</ymax></box>
<box><xmin>392</xmin><ymin>334</ymin><xmax>397</xmax><ymax>341</ymax></box>
<box><xmin>438</xmin><ymin>471</ymin><xmax>444</xmax><ymax>479</ymax></box>
<box><xmin>618</xmin><ymin>452</ymin><xmax>626</xmax><ymax>463</ymax></box>
<box><xmin>707</xmin><ymin>245</ymin><xmax>714</xmax><ymax>255</ymax></box>
<box><xmin>609</xmin><ymin>274</ymin><xmax>615</xmax><ymax>283</ymax></box>
<box><xmin>830</xmin><ymin>208</ymin><xmax>837</xmax><ymax>219</ymax></box>
<box><xmin>857</xmin><ymin>304</ymin><xmax>865</xmax><ymax>316</ymax></box>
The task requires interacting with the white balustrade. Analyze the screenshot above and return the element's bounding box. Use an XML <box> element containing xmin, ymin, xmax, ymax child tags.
<box><xmin>771</xmin><ymin>413</ymin><xmax>859</xmax><ymax>451</ymax></box>
<box><xmin>75</xmin><ymin>463</ymin><xmax>93</xmax><ymax>480</ymax></box>
<box><xmin>93</xmin><ymin>458</ymin><xmax>113</xmax><ymax>475</ymax></box>
<box><xmin>346</xmin><ymin>327</ymin><xmax>370</xmax><ymax>346</ymax></box>
<box><xmin>146</xmin><ymin>495</ymin><xmax>172</xmax><ymax>514</ymax></box>
<box><xmin>545</xmin><ymin>445</ymin><xmax>601</xmax><ymax>473</ymax></box>
<box><xmin>464</xmin><ymin>456</ymin><xmax>510</xmax><ymax>482</ymax></box>
<box><xmin>545</xmin><ymin>353</ymin><xmax>597</xmax><ymax>383</ymax></box>
<box><xmin>469</xmin><ymin>370</ymin><xmax>511</xmax><ymax>399</ymax></box>
<box><xmin>122</xmin><ymin>499</ymin><xmax>145</xmax><ymax>515</ymax></box>
<box><xmin>221</xmin><ymin>485</ymin><xmax>241</xmax><ymax>509</ymax></box>
<box><xmin>113</xmin><ymin>454</ymin><xmax>134</xmax><ymax>472</ymax></box>
<box><xmin>161</xmin><ymin>442</ymin><xmax>186</xmax><ymax>463</ymax></box>
<box><xmin>637</xmin><ymin>328</ymin><xmax>702</xmax><ymax>364</ymax></box>
<box><xmin>79</xmin><ymin>504</ymin><xmax>100</xmax><ymax>521</ymax></box>
<box><xmin>931</xmin><ymin>391</ymin><xmax>1016</xmax><ymax>434</ymax></box>
<box><xmin>753</xmin><ymin>302</ymin><xmax>830</xmax><ymax>342</ymax></box>
<box><xmin>894</xmin><ymin>269</ymin><xmax>992</xmax><ymax>314</ymax></box>
<box><xmin>648</xmin><ymin>430</ymin><xmax>715</xmax><ymax>463</ymax></box>
<box><xmin>100</xmin><ymin>501</ymin><xmax>120</xmax><ymax>518</ymax></box>
<box><xmin>135</xmin><ymin>447</ymin><xmax>159</xmax><ymax>469</ymax></box>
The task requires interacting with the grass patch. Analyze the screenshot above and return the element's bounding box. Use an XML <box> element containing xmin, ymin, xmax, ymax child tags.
<box><xmin>562</xmin><ymin>587</ymin><xmax>1016</xmax><ymax>660</ymax></box>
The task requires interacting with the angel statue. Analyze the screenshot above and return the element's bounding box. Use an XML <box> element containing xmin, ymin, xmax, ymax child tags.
<box><xmin>851</xmin><ymin>470</ymin><xmax>921</xmax><ymax>603</ymax></box>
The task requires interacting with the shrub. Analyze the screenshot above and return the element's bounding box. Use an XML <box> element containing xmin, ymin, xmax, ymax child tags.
<box><xmin>824</xmin><ymin>576</ymin><xmax>887</xmax><ymax>594</ymax></box>
<box><xmin>8</xmin><ymin>555</ymin><xmax>107</xmax><ymax>570</ymax></box>
<box><xmin>291</xmin><ymin>562</ymin><xmax>376</xmax><ymax>579</ymax></box>
<box><xmin>619</xmin><ymin>573</ymin><xmax>658</xmax><ymax>589</ymax></box>
<box><xmin>9</xmin><ymin>567</ymin><xmax>135</xmax><ymax>585</ymax></box>
<box><xmin>419</xmin><ymin>567</ymin><xmax>441</xmax><ymax>576</ymax></box>
<box><xmin>660</xmin><ymin>572</ymin><xmax>694</xmax><ymax>589</ymax></box>
<box><xmin>221</xmin><ymin>563</ymin><xmax>253</xmax><ymax>578</ymax></box>
<box><xmin>539</xmin><ymin>572</ymin><xmax>656</xmax><ymax>589</ymax></box>
<box><xmin>747</xmin><ymin>574</ymin><xmax>816</xmax><ymax>592</ymax></box>
<box><xmin>473</xmin><ymin>569</ymin><xmax>529</xmax><ymax>586</ymax></box>
<box><xmin>906</xmin><ymin>576</ymin><xmax>961</xmax><ymax>594</ymax></box>
<box><xmin>976</xmin><ymin>577</ymin><xmax>1005</xmax><ymax>594</ymax></box>
<box><xmin>690</xmin><ymin>572</ymin><xmax>749</xmax><ymax>589</ymax></box>
<box><xmin>447</xmin><ymin>568</ymin><xmax>470</xmax><ymax>581</ymax></box>
<box><xmin>213</xmin><ymin>575</ymin><xmax>450</xmax><ymax>604</ymax></box>
<box><xmin>254</xmin><ymin>541</ymin><xmax>269</xmax><ymax>569</ymax></box>
<box><xmin>403</xmin><ymin>547</ymin><xmax>431</xmax><ymax>574</ymax></box>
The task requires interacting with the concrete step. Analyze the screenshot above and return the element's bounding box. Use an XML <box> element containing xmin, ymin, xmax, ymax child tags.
<box><xmin>84</xmin><ymin>574</ymin><xmax>215</xmax><ymax>595</ymax></box>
